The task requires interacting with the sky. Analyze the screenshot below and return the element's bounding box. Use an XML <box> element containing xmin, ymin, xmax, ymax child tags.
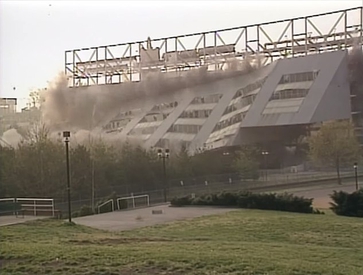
<box><xmin>0</xmin><ymin>0</ymin><xmax>361</xmax><ymax>109</ymax></box>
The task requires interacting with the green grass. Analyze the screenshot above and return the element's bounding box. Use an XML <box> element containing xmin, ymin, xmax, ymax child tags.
<box><xmin>1</xmin><ymin>210</ymin><xmax>363</xmax><ymax>275</ymax></box>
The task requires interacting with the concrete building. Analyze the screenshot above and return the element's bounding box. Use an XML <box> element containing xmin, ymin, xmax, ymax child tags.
<box><xmin>64</xmin><ymin>7</ymin><xmax>363</xmax><ymax>166</ymax></box>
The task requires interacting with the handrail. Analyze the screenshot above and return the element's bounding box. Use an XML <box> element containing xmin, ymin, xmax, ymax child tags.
<box><xmin>117</xmin><ymin>194</ymin><xmax>150</xmax><ymax>210</ymax></box>
<box><xmin>0</xmin><ymin>198</ymin><xmax>15</xmax><ymax>202</ymax></box>
<box><xmin>16</xmin><ymin>198</ymin><xmax>54</xmax><ymax>201</ymax></box>
<box><xmin>97</xmin><ymin>199</ymin><xmax>114</xmax><ymax>214</ymax></box>
<box><xmin>3</xmin><ymin>198</ymin><xmax>55</xmax><ymax>216</ymax></box>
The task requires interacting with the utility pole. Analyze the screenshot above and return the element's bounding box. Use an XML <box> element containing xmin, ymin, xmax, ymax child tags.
<box><xmin>158</xmin><ymin>149</ymin><xmax>170</xmax><ymax>202</ymax></box>
<box><xmin>63</xmin><ymin>131</ymin><xmax>72</xmax><ymax>223</ymax></box>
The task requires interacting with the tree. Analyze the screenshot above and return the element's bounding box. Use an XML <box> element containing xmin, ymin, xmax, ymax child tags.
<box><xmin>308</xmin><ymin>120</ymin><xmax>361</xmax><ymax>184</ymax></box>
<box><xmin>70</xmin><ymin>145</ymin><xmax>92</xmax><ymax>200</ymax></box>
<box><xmin>0</xmin><ymin>146</ymin><xmax>16</xmax><ymax>196</ymax></box>
<box><xmin>14</xmin><ymin>124</ymin><xmax>65</xmax><ymax>197</ymax></box>
<box><xmin>232</xmin><ymin>145</ymin><xmax>260</xmax><ymax>180</ymax></box>
<box><xmin>171</xmin><ymin>144</ymin><xmax>194</xmax><ymax>179</ymax></box>
<box><xmin>29</xmin><ymin>89</ymin><xmax>45</xmax><ymax>109</ymax></box>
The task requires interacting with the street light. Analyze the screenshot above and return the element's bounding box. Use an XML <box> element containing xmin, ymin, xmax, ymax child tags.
<box><xmin>158</xmin><ymin>148</ymin><xmax>170</xmax><ymax>203</ymax></box>
<box><xmin>261</xmin><ymin>151</ymin><xmax>269</xmax><ymax>181</ymax></box>
<box><xmin>354</xmin><ymin>162</ymin><xmax>359</xmax><ymax>191</ymax></box>
<box><xmin>63</xmin><ymin>131</ymin><xmax>72</xmax><ymax>223</ymax></box>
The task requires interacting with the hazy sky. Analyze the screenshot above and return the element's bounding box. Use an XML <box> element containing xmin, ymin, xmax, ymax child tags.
<box><xmin>0</xmin><ymin>0</ymin><xmax>361</xmax><ymax>108</ymax></box>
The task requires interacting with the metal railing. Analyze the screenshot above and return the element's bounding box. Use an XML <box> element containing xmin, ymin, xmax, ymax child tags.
<box><xmin>0</xmin><ymin>198</ymin><xmax>55</xmax><ymax>217</ymax></box>
<box><xmin>52</xmin><ymin>168</ymin><xmax>362</xmax><ymax>215</ymax></box>
<box><xmin>97</xmin><ymin>199</ymin><xmax>115</xmax><ymax>214</ymax></box>
<box><xmin>117</xmin><ymin>194</ymin><xmax>150</xmax><ymax>210</ymax></box>
<box><xmin>16</xmin><ymin>198</ymin><xmax>55</xmax><ymax>216</ymax></box>
<box><xmin>65</xmin><ymin>7</ymin><xmax>362</xmax><ymax>87</ymax></box>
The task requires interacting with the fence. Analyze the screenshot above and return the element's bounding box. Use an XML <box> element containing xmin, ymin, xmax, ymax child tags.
<box><xmin>54</xmin><ymin>167</ymin><xmax>362</xmax><ymax>215</ymax></box>
<box><xmin>0</xmin><ymin>198</ymin><xmax>55</xmax><ymax>217</ymax></box>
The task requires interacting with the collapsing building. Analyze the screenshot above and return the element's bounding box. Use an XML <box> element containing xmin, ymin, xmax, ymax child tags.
<box><xmin>64</xmin><ymin>7</ymin><xmax>363</xmax><ymax>166</ymax></box>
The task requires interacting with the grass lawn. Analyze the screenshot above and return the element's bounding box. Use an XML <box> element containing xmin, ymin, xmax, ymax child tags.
<box><xmin>1</xmin><ymin>209</ymin><xmax>363</xmax><ymax>275</ymax></box>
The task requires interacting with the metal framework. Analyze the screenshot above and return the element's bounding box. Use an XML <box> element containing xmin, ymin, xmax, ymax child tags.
<box><xmin>65</xmin><ymin>7</ymin><xmax>363</xmax><ymax>87</ymax></box>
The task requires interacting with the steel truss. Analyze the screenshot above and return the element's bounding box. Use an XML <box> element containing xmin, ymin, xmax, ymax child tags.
<box><xmin>65</xmin><ymin>7</ymin><xmax>363</xmax><ymax>87</ymax></box>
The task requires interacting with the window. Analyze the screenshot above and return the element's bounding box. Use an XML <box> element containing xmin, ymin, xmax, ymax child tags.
<box><xmin>213</xmin><ymin>112</ymin><xmax>246</xmax><ymax>132</ymax></box>
<box><xmin>233</xmin><ymin>77</ymin><xmax>267</xmax><ymax>99</ymax></box>
<box><xmin>270</xmin><ymin>89</ymin><xmax>309</xmax><ymax>100</ymax></box>
<box><xmin>191</xmin><ymin>94</ymin><xmax>222</xmax><ymax>104</ymax></box>
<box><xmin>278</xmin><ymin>71</ymin><xmax>319</xmax><ymax>84</ymax></box>
<box><xmin>169</xmin><ymin>124</ymin><xmax>201</xmax><ymax>134</ymax></box>
<box><xmin>151</xmin><ymin>101</ymin><xmax>178</xmax><ymax>112</ymax></box>
<box><xmin>130</xmin><ymin>126</ymin><xmax>159</xmax><ymax>135</ymax></box>
<box><xmin>180</xmin><ymin>109</ymin><xmax>212</xmax><ymax>118</ymax></box>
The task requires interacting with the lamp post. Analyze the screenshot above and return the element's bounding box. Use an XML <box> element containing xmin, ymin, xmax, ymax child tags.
<box><xmin>261</xmin><ymin>151</ymin><xmax>269</xmax><ymax>181</ymax></box>
<box><xmin>158</xmin><ymin>148</ymin><xmax>170</xmax><ymax>202</ymax></box>
<box><xmin>63</xmin><ymin>131</ymin><xmax>72</xmax><ymax>223</ymax></box>
<box><xmin>354</xmin><ymin>162</ymin><xmax>359</xmax><ymax>191</ymax></box>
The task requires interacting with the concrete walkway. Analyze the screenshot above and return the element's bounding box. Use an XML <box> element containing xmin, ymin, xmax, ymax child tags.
<box><xmin>73</xmin><ymin>205</ymin><xmax>235</xmax><ymax>231</ymax></box>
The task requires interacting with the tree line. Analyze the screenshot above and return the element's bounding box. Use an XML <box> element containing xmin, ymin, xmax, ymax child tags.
<box><xmin>0</xmin><ymin>121</ymin><xmax>361</xmax><ymax>203</ymax></box>
<box><xmin>0</xmin><ymin>125</ymin><xmax>260</xmax><ymax>202</ymax></box>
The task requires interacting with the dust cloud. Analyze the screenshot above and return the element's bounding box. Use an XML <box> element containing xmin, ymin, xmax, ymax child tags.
<box><xmin>40</xmin><ymin>58</ymin><xmax>256</xmax><ymax>144</ymax></box>
<box><xmin>1</xmin><ymin>129</ymin><xmax>22</xmax><ymax>148</ymax></box>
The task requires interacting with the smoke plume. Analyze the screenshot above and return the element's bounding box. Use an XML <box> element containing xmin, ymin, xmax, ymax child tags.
<box><xmin>40</xmin><ymin>59</ymin><xmax>256</xmax><ymax>136</ymax></box>
<box><xmin>1</xmin><ymin>129</ymin><xmax>22</xmax><ymax>148</ymax></box>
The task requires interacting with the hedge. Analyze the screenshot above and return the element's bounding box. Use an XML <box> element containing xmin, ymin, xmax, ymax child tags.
<box><xmin>170</xmin><ymin>191</ymin><xmax>317</xmax><ymax>214</ymax></box>
<box><xmin>330</xmin><ymin>189</ymin><xmax>363</xmax><ymax>217</ymax></box>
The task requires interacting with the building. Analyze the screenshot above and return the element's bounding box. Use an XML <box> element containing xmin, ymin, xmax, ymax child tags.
<box><xmin>64</xmin><ymin>7</ymin><xmax>363</xmax><ymax>166</ymax></box>
<box><xmin>0</xmin><ymin>98</ymin><xmax>41</xmax><ymax>138</ymax></box>
<box><xmin>0</xmin><ymin>98</ymin><xmax>17</xmax><ymax>115</ymax></box>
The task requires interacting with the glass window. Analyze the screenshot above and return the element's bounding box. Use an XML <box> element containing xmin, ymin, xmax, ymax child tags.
<box><xmin>278</xmin><ymin>71</ymin><xmax>319</xmax><ymax>84</ymax></box>
<box><xmin>191</xmin><ymin>94</ymin><xmax>221</xmax><ymax>104</ymax></box>
<box><xmin>270</xmin><ymin>89</ymin><xmax>309</xmax><ymax>100</ymax></box>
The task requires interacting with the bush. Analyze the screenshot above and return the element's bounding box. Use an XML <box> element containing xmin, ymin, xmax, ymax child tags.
<box><xmin>330</xmin><ymin>189</ymin><xmax>363</xmax><ymax>217</ymax></box>
<box><xmin>214</xmin><ymin>192</ymin><xmax>239</xmax><ymax>206</ymax></box>
<box><xmin>170</xmin><ymin>191</ymin><xmax>315</xmax><ymax>214</ymax></box>
<box><xmin>170</xmin><ymin>196</ymin><xmax>192</xmax><ymax>207</ymax></box>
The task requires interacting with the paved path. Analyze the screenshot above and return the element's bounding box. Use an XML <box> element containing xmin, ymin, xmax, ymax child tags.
<box><xmin>73</xmin><ymin>205</ymin><xmax>235</xmax><ymax>231</ymax></box>
<box><xmin>1</xmin><ymin>181</ymin><xmax>357</xmax><ymax>230</ymax></box>
<box><xmin>74</xmin><ymin>181</ymin><xmax>359</xmax><ymax>231</ymax></box>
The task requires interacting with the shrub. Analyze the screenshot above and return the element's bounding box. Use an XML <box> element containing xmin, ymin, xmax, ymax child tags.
<box><xmin>170</xmin><ymin>191</ymin><xmax>315</xmax><ymax>214</ymax></box>
<box><xmin>215</xmin><ymin>192</ymin><xmax>239</xmax><ymax>206</ymax></box>
<box><xmin>330</xmin><ymin>189</ymin><xmax>363</xmax><ymax>217</ymax></box>
<box><xmin>313</xmin><ymin>209</ymin><xmax>325</xmax><ymax>215</ymax></box>
<box><xmin>170</xmin><ymin>196</ymin><xmax>192</xmax><ymax>207</ymax></box>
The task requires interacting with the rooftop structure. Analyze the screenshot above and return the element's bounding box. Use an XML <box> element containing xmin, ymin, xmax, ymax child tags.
<box><xmin>64</xmin><ymin>7</ymin><xmax>363</xmax><ymax>166</ymax></box>
<box><xmin>65</xmin><ymin>7</ymin><xmax>362</xmax><ymax>87</ymax></box>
